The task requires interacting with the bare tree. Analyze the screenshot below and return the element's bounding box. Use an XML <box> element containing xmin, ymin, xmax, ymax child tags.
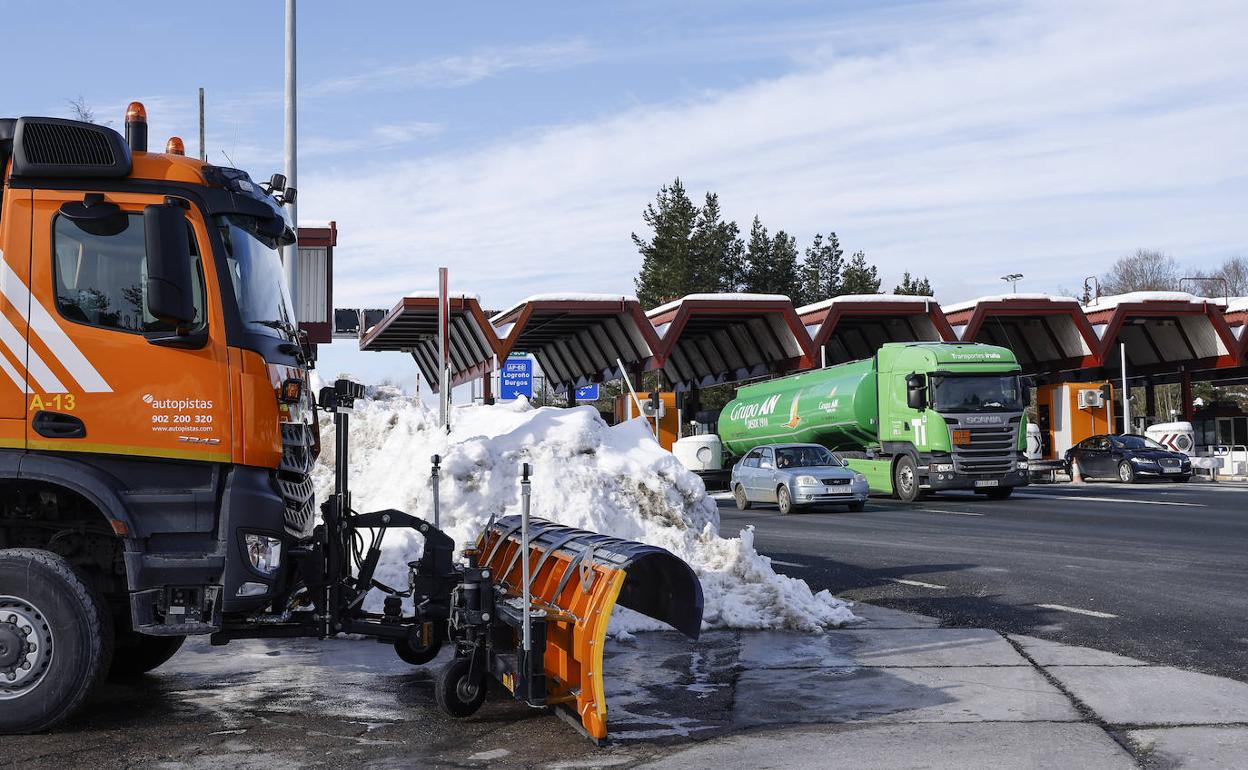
<box><xmin>1192</xmin><ymin>255</ymin><xmax>1248</xmax><ymax>298</ymax></box>
<box><xmin>1100</xmin><ymin>249</ymin><xmax>1181</xmax><ymax>295</ymax></box>
<box><xmin>66</xmin><ymin>95</ymin><xmax>95</xmax><ymax>124</ymax></box>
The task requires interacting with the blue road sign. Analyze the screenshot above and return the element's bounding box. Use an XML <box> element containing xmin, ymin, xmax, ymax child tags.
<box><xmin>499</xmin><ymin>356</ymin><xmax>533</xmax><ymax>400</ymax></box>
<box><xmin>574</xmin><ymin>384</ymin><xmax>600</xmax><ymax>401</ymax></box>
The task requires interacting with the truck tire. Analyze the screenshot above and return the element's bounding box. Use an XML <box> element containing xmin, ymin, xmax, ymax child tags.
<box><xmin>0</xmin><ymin>548</ymin><xmax>114</xmax><ymax>734</ymax></box>
<box><xmin>985</xmin><ymin>487</ymin><xmax>1013</xmax><ymax>500</ymax></box>
<box><xmin>733</xmin><ymin>484</ymin><xmax>752</xmax><ymax>511</ymax></box>
<box><xmin>892</xmin><ymin>456</ymin><xmax>923</xmax><ymax>503</ymax></box>
<box><xmin>109</xmin><ymin>633</ymin><xmax>185</xmax><ymax>679</ymax></box>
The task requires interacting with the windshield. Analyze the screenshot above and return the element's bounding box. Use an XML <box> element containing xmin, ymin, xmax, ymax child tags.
<box><xmin>1112</xmin><ymin>435</ymin><xmax>1167</xmax><ymax>451</ymax></box>
<box><xmin>931</xmin><ymin>374</ymin><xmax>1024</xmax><ymax>412</ymax></box>
<box><xmin>216</xmin><ymin>214</ymin><xmax>296</xmax><ymax>339</ymax></box>
<box><xmin>776</xmin><ymin>446</ymin><xmax>843</xmax><ymax>468</ymax></box>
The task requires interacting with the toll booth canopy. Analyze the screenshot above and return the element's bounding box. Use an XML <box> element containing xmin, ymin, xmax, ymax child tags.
<box><xmin>800</xmin><ymin>295</ymin><xmax>951</xmax><ymax>365</ymax></box>
<box><xmin>358</xmin><ymin>293</ymin><xmax>499</xmax><ymax>391</ymax></box>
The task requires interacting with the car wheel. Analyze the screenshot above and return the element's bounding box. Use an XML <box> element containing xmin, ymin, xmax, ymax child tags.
<box><xmin>1118</xmin><ymin>461</ymin><xmax>1136</xmax><ymax>484</ymax></box>
<box><xmin>892</xmin><ymin>456</ymin><xmax>923</xmax><ymax>503</ymax></box>
<box><xmin>733</xmin><ymin>484</ymin><xmax>752</xmax><ymax>511</ymax></box>
<box><xmin>777</xmin><ymin>486</ymin><xmax>794</xmax><ymax>515</ymax></box>
<box><xmin>847</xmin><ymin>500</ymin><xmax>866</xmax><ymax>512</ymax></box>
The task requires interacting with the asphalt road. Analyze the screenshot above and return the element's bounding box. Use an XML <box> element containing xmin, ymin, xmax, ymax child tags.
<box><xmin>718</xmin><ymin>479</ymin><xmax>1248</xmax><ymax>683</ymax></box>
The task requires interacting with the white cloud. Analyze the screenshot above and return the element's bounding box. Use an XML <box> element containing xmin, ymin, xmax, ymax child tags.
<box><xmin>301</xmin><ymin>122</ymin><xmax>443</xmax><ymax>157</ymax></box>
<box><xmin>300</xmin><ymin>0</ymin><xmax>1248</xmax><ymax>310</ymax></box>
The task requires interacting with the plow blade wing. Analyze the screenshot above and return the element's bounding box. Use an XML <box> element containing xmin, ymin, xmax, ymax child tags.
<box><xmin>476</xmin><ymin>516</ymin><xmax>704</xmax><ymax>739</ymax></box>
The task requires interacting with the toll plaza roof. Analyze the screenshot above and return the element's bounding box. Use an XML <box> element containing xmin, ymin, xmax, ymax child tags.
<box><xmin>1221</xmin><ymin>297</ymin><xmax>1248</xmax><ymax>362</ymax></box>
<box><xmin>358</xmin><ymin>293</ymin><xmax>500</xmax><ymax>391</ymax></box>
<box><xmin>944</xmin><ymin>294</ymin><xmax>1098</xmax><ymax>374</ymax></box>
<box><xmin>646</xmin><ymin>294</ymin><xmax>811</xmax><ymax>390</ymax></box>
<box><xmin>489</xmin><ymin>294</ymin><xmax>658</xmax><ymax>390</ymax></box>
<box><xmin>1082</xmin><ymin>292</ymin><xmax>1237</xmax><ymax>374</ymax></box>
<box><xmin>798</xmin><ymin>295</ymin><xmax>953</xmax><ymax>365</ymax></box>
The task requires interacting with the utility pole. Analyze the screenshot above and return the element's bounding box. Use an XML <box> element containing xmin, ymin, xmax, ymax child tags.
<box><xmin>282</xmin><ymin>0</ymin><xmax>300</xmax><ymax>325</ymax></box>
<box><xmin>198</xmin><ymin>87</ymin><xmax>206</xmax><ymax>162</ymax></box>
<box><xmin>1000</xmin><ymin>273</ymin><xmax>1023</xmax><ymax>294</ymax></box>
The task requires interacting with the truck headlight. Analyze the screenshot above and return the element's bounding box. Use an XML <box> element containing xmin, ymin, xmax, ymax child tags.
<box><xmin>1018</xmin><ymin>461</ymin><xmax>1029</xmax><ymax>470</ymax></box>
<box><xmin>933</xmin><ymin>463</ymin><xmax>954</xmax><ymax>473</ymax></box>
<box><xmin>245</xmin><ymin>534</ymin><xmax>282</xmax><ymax>575</ymax></box>
<box><xmin>795</xmin><ymin>475</ymin><xmax>819</xmax><ymax>486</ymax></box>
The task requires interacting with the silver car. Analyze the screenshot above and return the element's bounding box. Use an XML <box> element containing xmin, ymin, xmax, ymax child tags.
<box><xmin>731</xmin><ymin>443</ymin><xmax>869</xmax><ymax>514</ymax></box>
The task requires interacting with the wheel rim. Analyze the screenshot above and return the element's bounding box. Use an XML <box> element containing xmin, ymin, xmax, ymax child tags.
<box><xmin>735</xmin><ymin>487</ymin><xmax>746</xmax><ymax>506</ymax></box>
<box><xmin>1119</xmin><ymin>464</ymin><xmax>1130</xmax><ymax>481</ymax></box>
<box><xmin>779</xmin><ymin>488</ymin><xmax>789</xmax><ymax>510</ymax></box>
<box><xmin>0</xmin><ymin>596</ymin><xmax>54</xmax><ymax>700</ymax></box>
<box><xmin>456</xmin><ymin>675</ymin><xmax>480</xmax><ymax>702</ymax></box>
<box><xmin>898</xmin><ymin>464</ymin><xmax>914</xmax><ymax>494</ymax></box>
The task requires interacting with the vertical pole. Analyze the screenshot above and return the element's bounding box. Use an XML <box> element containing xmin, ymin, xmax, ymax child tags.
<box><xmin>1119</xmin><ymin>343</ymin><xmax>1130</xmax><ymax>433</ymax></box>
<box><xmin>282</xmin><ymin>0</ymin><xmax>300</xmax><ymax>325</ymax></box>
<box><xmin>616</xmin><ymin>358</ymin><xmax>645</xmax><ymax>416</ymax></box>
<box><xmin>430</xmin><ymin>455</ymin><xmax>441</xmax><ymax>528</ymax></box>
<box><xmin>197</xmin><ymin>87</ymin><xmax>206</xmax><ymax>162</ymax></box>
<box><xmin>437</xmin><ymin>268</ymin><xmax>449</xmax><ymax>432</ymax></box>
<box><xmin>1181</xmin><ymin>369</ymin><xmax>1194</xmax><ymax>421</ymax></box>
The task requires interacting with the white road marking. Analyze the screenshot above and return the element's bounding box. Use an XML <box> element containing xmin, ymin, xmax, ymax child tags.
<box><xmin>769</xmin><ymin>559</ymin><xmax>806</xmax><ymax>568</ymax></box>
<box><xmin>918</xmin><ymin>508</ymin><xmax>985</xmax><ymax>516</ymax></box>
<box><xmin>888</xmin><ymin>578</ymin><xmax>948</xmax><ymax>590</ymax></box>
<box><xmin>1014</xmin><ymin>493</ymin><xmax>1203</xmax><ymax>507</ymax></box>
<box><xmin>1035</xmin><ymin>603</ymin><xmax>1119</xmax><ymax>619</ymax></box>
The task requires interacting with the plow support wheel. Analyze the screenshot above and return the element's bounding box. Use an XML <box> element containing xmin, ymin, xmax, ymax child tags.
<box><xmin>476</xmin><ymin>517</ymin><xmax>704</xmax><ymax>739</ymax></box>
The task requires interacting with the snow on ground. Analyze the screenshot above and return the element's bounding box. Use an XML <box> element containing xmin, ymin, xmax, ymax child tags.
<box><xmin>312</xmin><ymin>395</ymin><xmax>856</xmax><ymax>634</ymax></box>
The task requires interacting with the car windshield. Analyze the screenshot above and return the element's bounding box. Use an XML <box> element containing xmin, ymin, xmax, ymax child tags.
<box><xmin>931</xmin><ymin>374</ymin><xmax>1024</xmax><ymax>412</ymax></box>
<box><xmin>775</xmin><ymin>446</ymin><xmax>842</xmax><ymax>468</ymax></box>
<box><xmin>216</xmin><ymin>214</ymin><xmax>296</xmax><ymax>339</ymax></box>
<box><xmin>1112</xmin><ymin>435</ymin><xmax>1167</xmax><ymax>451</ymax></box>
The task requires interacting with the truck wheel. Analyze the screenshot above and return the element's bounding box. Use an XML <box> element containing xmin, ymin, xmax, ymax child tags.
<box><xmin>394</xmin><ymin>622</ymin><xmax>444</xmax><ymax>666</ymax></box>
<box><xmin>892</xmin><ymin>456</ymin><xmax>923</xmax><ymax>503</ymax></box>
<box><xmin>733</xmin><ymin>484</ymin><xmax>752</xmax><ymax>511</ymax></box>
<box><xmin>1118</xmin><ymin>461</ymin><xmax>1136</xmax><ymax>484</ymax></box>
<box><xmin>985</xmin><ymin>487</ymin><xmax>1013</xmax><ymax>500</ymax></box>
<box><xmin>109</xmin><ymin>633</ymin><xmax>185</xmax><ymax>679</ymax></box>
<box><xmin>777</xmin><ymin>486</ymin><xmax>795</xmax><ymax>515</ymax></box>
<box><xmin>435</xmin><ymin>656</ymin><xmax>487</xmax><ymax>718</ymax></box>
<box><xmin>0</xmin><ymin>549</ymin><xmax>114</xmax><ymax>734</ymax></box>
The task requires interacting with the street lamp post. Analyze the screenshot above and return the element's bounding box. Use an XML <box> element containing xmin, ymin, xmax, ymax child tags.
<box><xmin>1000</xmin><ymin>273</ymin><xmax>1023</xmax><ymax>293</ymax></box>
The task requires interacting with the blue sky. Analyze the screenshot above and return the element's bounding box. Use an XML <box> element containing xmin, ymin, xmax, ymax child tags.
<box><xmin>6</xmin><ymin>0</ymin><xmax>1246</xmax><ymax>389</ymax></box>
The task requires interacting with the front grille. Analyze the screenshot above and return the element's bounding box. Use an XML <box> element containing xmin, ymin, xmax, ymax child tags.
<box><xmin>821</xmin><ymin>477</ymin><xmax>851</xmax><ymax>485</ymax></box>
<box><xmin>951</xmin><ymin>423</ymin><xmax>1018</xmax><ymax>475</ymax></box>
<box><xmin>1159</xmin><ymin>457</ymin><xmax>1180</xmax><ymax>467</ymax></box>
<box><xmin>277</xmin><ymin>422</ymin><xmax>317</xmax><ymax>536</ymax></box>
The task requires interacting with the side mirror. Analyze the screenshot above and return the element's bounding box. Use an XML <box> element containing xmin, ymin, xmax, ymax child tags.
<box><xmin>143</xmin><ymin>203</ymin><xmax>195</xmax><ymax>327</ymax></box>
<box><xmin>906</xmin><ymin>373</ymin><xmax>927</xmax><ymax>411</ymax></box>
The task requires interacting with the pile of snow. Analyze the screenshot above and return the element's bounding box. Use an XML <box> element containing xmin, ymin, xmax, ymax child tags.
<box><xmin>312</xmin><ymin>397</ymin><xmax>855</xmax><ymax>634</ymax></box>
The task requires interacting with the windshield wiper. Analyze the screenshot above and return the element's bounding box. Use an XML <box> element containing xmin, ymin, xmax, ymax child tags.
<box><xmin>249</xmin><ymin>318</ymin><xmax>307</xmax><ymax>363</ymax></box>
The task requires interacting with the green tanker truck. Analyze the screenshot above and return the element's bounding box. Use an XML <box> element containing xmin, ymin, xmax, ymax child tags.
<box><xmin>699</xmin><ymin>342</ymin><xmax>1030</xmax><ymax>501</ymax></box>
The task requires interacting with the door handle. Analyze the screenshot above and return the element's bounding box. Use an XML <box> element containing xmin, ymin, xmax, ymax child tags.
<box><xmin>32</xmin><ymin>411</ymin><xmax>86</xmax><ymax>439</ymax></box>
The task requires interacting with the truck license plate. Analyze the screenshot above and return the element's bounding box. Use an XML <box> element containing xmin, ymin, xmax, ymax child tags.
<box><xmin>974</xmin><ymin>479</ymin><xmax>999</xmax><ymax>488</ymax></box>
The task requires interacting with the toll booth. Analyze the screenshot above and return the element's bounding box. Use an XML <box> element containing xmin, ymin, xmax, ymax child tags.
<box><xmin>614</xmin><ymin>392</ymin><xmax>680</xmax><ymax>450</ymax></box>
<box><xmin>1035</xmin><ymin>381</ymin><xmax>1115</xmax><ymax>460</ymax></box>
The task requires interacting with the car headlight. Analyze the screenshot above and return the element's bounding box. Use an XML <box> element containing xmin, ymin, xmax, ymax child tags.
<box><xmin>795</xmin><ymin>475</ymin><xmax>819</xmax><ymax>486</ymax></box>
<box><xmin>933</xmin><ymin>463</ymin><xmax>954</xmax><ymax>473</ymax></box>
<box><xmin>245</xmin><ymin>533</ymin><xmax>282</xmax><ymax>576</ymax></box>
<box><xmin>1131</xmin><ymin>457</ymin><xmax>1156</xmax><ymax>465</ymax></box>
<box><xmin>853</xmin><ymin>472</ymin><xmax>867</xmax><ymax>483</ymax></box>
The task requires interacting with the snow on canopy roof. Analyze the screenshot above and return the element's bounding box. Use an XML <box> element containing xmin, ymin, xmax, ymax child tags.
<box><xmin>489</xmin><ymin>293</ymin><xmax>639</xmax><ymax>324</ymax></box>
<box><xmin>1226</xmin><ymin>297</ymin><xmax>1248</xmax><ymax>314</ymax></box>
<box><xmin>1084</xmin><ymin>291</ymin><xmax>1224</xmax><ymax>312</ymax></box>
<box><xmin>797</xmin><ymin>294</ymin><xmax>934</xmax><ymax>315</ymax></box>
<box><xmin>404</xmin><ymin>290</ymin><xmax>482</xmax><ymax>300</ymax></box>
<box><xmin>646</xmin><ymin>293</ymin><xmax>792</xmax><ymax>317</ymax></box>
<box><xmin>942</xmin><ymin>293</ymin><xmax>1079</xmax><ymax>314</ymax></box>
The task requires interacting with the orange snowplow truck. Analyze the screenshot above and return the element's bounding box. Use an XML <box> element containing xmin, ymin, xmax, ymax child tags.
<box><xmin>0</xmin><ymin>104</ymin><xmax>702</xmax><ymax>740</ymax></box>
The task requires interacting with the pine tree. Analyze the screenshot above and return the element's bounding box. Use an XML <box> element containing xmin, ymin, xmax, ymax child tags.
<box><xmin>690</xmin><ymin>193</ymin><xmax>744</xmax><ymax>293</ymax></box>
<box><xmin>632</xmin><ymin>178</ymin><xmax>699</xmax><ymax>308</ymax></box>
<box><xmin>894</xmin><ymin>272</ymin><xmax>933</xmax><ymax>296</ymax></box>
<box><xmin>768</xmin><ymin>230</ymin><xmax>800</xmax><ymax>299</ymax></box>
<box><xmin>741</xmin><ymin>217</ymin><xmax>772</xmax><ymax>293</ymax></box>
<box><xmin>797</xmin><ymin>232</ymin><xmax>845</xmax><ymax>306</ymax></box>
<box><xmin>840</xmin><ymin>251</ymin><xmax>881</xmax><ymax>294</ymax></box>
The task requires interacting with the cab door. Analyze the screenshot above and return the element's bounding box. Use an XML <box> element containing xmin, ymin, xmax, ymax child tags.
<box><xmin>25</xmin><ymin>189</ymin><xmax>231</xmax><ymax>463</ymax></box>
<box><xmin>0</xmin><ymin>186</ymin><xmax>33</xmax><ymax>449</ymax></box>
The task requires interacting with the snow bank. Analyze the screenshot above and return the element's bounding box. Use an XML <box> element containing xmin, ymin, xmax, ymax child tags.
<box><xmin>312</xmin><ymin>397</ymin><xmax>855</xmax><ymax>634</ymax></box>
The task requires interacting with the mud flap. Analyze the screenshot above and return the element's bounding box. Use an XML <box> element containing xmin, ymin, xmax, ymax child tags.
<box><xmin>476</xmin><ymin>516</ymin><xmax>703</xmax><ymax>739</ymax></box>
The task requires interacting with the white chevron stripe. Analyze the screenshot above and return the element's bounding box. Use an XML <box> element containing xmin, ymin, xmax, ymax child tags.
<box><xmin>0</xmin><ymin>347</ymin><xmax>26</xmax><ymax>392</ymax></box>
<box><xmin>0</xmin><ymin>311</ymin><xmax>65</xmax><ymax>392</ymax></box>
<box><xmin>0</xmin><ymin>251</ymin><xmax>112</xmax><ymax>393</ymax></box>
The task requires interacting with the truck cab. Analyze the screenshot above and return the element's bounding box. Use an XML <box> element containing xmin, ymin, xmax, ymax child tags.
<box><xmin>0</xmin><ymin>107</ymin><xmax>314</xmax><ymax>730</ymax></box>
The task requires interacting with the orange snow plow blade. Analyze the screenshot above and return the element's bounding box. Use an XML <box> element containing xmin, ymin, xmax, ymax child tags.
<box><xmin>475</xmin><ymin>516</ymin><xmax>703</xmax><ymax>740</ymax></box>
